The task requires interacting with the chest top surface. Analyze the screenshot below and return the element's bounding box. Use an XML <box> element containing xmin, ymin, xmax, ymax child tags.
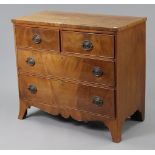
<box><xmin>12</xmin><ymin>11</ymin><xmax>146</xmax><ymax>32</ymax></box>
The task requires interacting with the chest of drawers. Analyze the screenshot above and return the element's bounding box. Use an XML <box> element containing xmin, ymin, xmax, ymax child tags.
<box><xmin>12</xmin><ymin>11</ymin><xmax>146</xmax><ymax>142</ymax></box>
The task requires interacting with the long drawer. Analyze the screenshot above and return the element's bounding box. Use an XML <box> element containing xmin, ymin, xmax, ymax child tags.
<box><xmin>18</xmin><ymin>74</ymin><xmax>115</xmax><ymax>117</ymax></box>
<box><xmin>17</xmin><ymin>49</ymin><xmax>115</xmax><ymax>87</ymax></box>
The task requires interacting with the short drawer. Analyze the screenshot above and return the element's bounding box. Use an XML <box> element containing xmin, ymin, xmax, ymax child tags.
<box><xmin>17</xmin><ymin>49</ymin><xmax>115</xmax><ymax>87</ymax></box>
<box><xmin>15</xmin><ymin>26</ymin><xmax>60</xmax><ymax>51</ymax></box>
<box><xmin>19</xmin><ymin>75</ymin><xmax>115</xmax><ymax>117</ymax></box>
<box><xmin>61</xmin><ymin>31</ymin><xmax>114</xmax><ymax>58</ymax></box>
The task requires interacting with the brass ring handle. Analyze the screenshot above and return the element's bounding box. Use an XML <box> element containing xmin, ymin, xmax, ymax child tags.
<box><xmin>28</xmin><ymin>84</ymin><xmax>37</xmax><ymax>94</ymax></box>
<box><xmin>92</xmin><ymin>67</ymin><xmax>103</xmax><ymax>77</ymax></box>
<box><xmin>32</xmin><ymin>34</ymin><xmax>41</xmax><ymax>44</ymax></box>
<box><xmin>92</xmin><ymin>96</ymin><xmax>104</xmax><ymax>106</ymax></box>
<box><xmin>26</xmin><ymin>57</ymin><xmax>35</xmax><ymax>66</ymax></box>
<box><xmin>82</xmin><ymin>40</ymin><xmax>93</xmax><ymax>51</ymax></box>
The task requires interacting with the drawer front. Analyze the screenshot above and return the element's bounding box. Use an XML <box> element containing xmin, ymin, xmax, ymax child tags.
<box><xmin>19</xmin><ymin>75</ymin><xmax>115</xmax><ymax>117</ymax></box>
<box><xmin>15</xmin><ymin>26</ymin><xmax>60</xmax><ymax>51</ymax></box>
<box><xmin>17</xmin><ymin>49</ymin><xmax>114</xmax><ymax>86</ymax></box>
<box><xmin>61</xmin><ymin>31</ymin><xmax>114</xmax><ymax>58</ymax></box>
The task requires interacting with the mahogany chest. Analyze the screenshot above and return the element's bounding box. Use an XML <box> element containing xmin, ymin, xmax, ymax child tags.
<box><xmin>12</xmin><ymin>11</ymin><xmax>146</xmax><ymax>142</ymax></box>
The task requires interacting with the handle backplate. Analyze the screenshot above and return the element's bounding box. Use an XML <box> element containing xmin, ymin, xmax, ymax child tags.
<box><xmin>82</xmin><ymin>40</ymin><xmax>93</xmax><ymax>51</ymax></box>
<box><xmin>28</xmin><ymin>84</ymin><xmax>37</xmax><ymax>94</ymax></box>
<box><xmin>32</xmin><ymin>34</ymin><xmax>41</xmax><ymax>44</ymax></box>
<box><xmin>26</xmin><ymin>57</ymin><xmax>35</xmax><ymax>66</ymax></box>
<box><xmin>92</xmin><ymin>96</ymin><xmax>104</xmax><ymax>106</ymax></box>
<box><xmin>92</xmin><ymin>67</ymin><xmax>103</xmax><ymax>77</ymax></box>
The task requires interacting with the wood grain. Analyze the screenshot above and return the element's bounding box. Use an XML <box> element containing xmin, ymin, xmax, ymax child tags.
<box><xmin>61</xmin><ymin>30</ymin><xmax>114</xmax><ymax>58</ymax></box>
<box><xmin>15</xmin><ymin>25</ymin><xmax>60</xmax><ymax>51</ymax></box>
<box><xmin>12</xmin><ymin>11</ymin><xmax>146</xmax><ymax>32</ymax></box>
<box><xmin>108</xmin><ymin>22</ymin><xmax>146</xmax><ymax>142</ymax></box>
<box><xmin>115</xmin><ymin>22</ymin><xmax>146</xmax><ymax>121</ymax></box>
<box><xmin>17</xmin><ymin>49</ymin><xmax>115</xmax><ymax>87</ymax></box>
<box><xmin>18</xmin><ymin>74</ymin><xmax>115</xmax><ymax>117</ymax></box>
